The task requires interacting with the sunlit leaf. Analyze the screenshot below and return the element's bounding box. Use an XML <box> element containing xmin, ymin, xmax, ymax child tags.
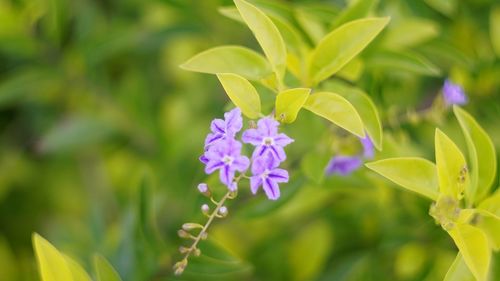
<box><xmin>180</xmin><ymin>46</ymin><xmax>272</xmax><ymax>80</ymax></box>
<box><xmin>304</xmin><ymin>91</ymin><xmax>365</xmax><ymax>137</ymax></box>
<box><xmin>288</xmin><ymin>220</ymin><xmax>333</xmax><ymax>281</ymax></box>
<box><xmin>234</xmin><ymin>0</ymin><xmax>287</xmax><ymax>80</ymax></box>
<box><xmin>491</xmin><ymin>6</ymin><xmax>500</xmax><ymax>58</ymax></box>
<box><xmin>447</xmin><ymin>224</ymin><xmax>491</xmax><ymax>281</ymax></box>
<box><xmin>479</xmin><ymin>189</ymin><xmax>500</xmax><ymax>216</ymax></box>
<box><xmin>275</xmin><ymin>88</ymin><xmax>310</xmax><ymax>123</ymax></box>
<box><xmin>309</xmin><ymin>17</ymin><xmax>389</xmax><ymax>85</ymax></box>
<box><xmin>337</xmin><ymin>58</ymin><xmax>364</xmax><ymax>81</ymax></box>
<box><xmin>424</xmin><ymin>0</ymin><xmax>457</xmax><ymax>16</ymax></box>
<box><xmin>434</xmin><ymin>129</ymin><xmax>468</xmax><ymax>200</ymax></box>
<box><xmin>32</xmin><ymin>233</ymin><xmax>75</xmax><ymax>281</ymax></box>
<box><xmin>454</xmin><ymin>106</ymin><xmax>497</xmax><ymax>204</ymax></box>
<box><xmin>444</xmin><ymin>253</ymin><xmax>475</xmax><ymax>281</ymax></box>
<box><xmin>365</xmin><ymin>158</ymin><xmax>439</xmax><ymax>200</ymax></box>
<box><xmin>474</xmin><ymin>210</ymin><xmax>500</xmax><ymax>251</ymax></box>
<box><xmin>365</xmin><ymin>49</ymin><xmax>441</xmax><ymax>76</ymax></box>
<box><xmin>331</xmin><ymin>0</ymin><xmax>378</xmax><ymax>28</ymax></box>
<box><xmin>64</xmin><ymin>255</ymin><xmax>92</xmax><ymax>281</ymax></box>
<box><xmin>94</xmin><ymin>254</ymin><xmax>122</xmax><ymax>281</ymax></box>
<box><xmin>217</xmin><ymin>73</ymin><xmax>261</xmax><ymax>119</ymax></box>
<box><xmin>382</xmin><ymin>18</ymin><xmax>439</xmax><ymax>49</ymax></box>
<box><xmin>294</xmin><ymin>8</ymin><xmax>325</xmax><ymax>44</ymax></box>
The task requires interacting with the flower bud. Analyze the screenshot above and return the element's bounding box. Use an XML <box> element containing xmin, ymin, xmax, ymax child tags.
<box><xmin>218</xmin><ymin>206</ymin><xmax>228</xmax><ymax>217</ymax></box>
<box><xmin>173</xmin><ymin>259</ymin><xmax>187</xmax><ymax>275</ymax></box>
<box><xmin>182</xmin><ymin>223</ymin><xmax>203</xmax><ymax>231</ymax></box>
<box><xmin>197</xmin><ymin>183</ymin><xmax>211</xmax><ymax>197</ymax></box>
<box><xmin>201</xmin><ymin>204</ymin><xmax>210</xmax><ymax>215</ymax></box>
<box><xmin>193</xmin><ymin>248</ymin><xmax>201</xmax><ymax>257</ymax></box>
<box><xmin>177</xmin><ymin>229</ymin><xmax>191</xmax><ymax>239</ymax></box>
<box><xmin>179</xmin><ymin>246</ymin><xmax>190</xmax><ymax>254</ymax></box>
<box><xmin>200</xmin><ymin>231</ymin><xmax>208</xmax><ymax>240</ymax></box>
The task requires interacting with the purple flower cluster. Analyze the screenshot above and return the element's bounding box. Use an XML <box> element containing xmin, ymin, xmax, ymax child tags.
<box><xmin>200</xmin><ymin>109</ymin><xmax>293</xmax><ymax>200</ymax></box>
<box><xmin>243</xmin><ymin>118</ymin><xmax>293</xmax><ymax>200</ymax></box>
<box><xmin>200</xmin><ymin>108</ymin><xmax>249</xmax><ymax>191</ymax></box>
<box><xmin>442</xmin><ymin>79</ymin><xmax>467</xmax><ymax>106</ymax></box>
<box><xmin>325</xmin><ymin>134</ymin><xmax>375</xmax><ymax>176</ymax></box>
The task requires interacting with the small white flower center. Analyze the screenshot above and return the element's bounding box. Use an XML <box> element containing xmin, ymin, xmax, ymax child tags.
<box><xmin>222</xmin><ymin>155</ymin><xmax>234</xmax><ymax>165</ymax></box>
<box><xmin>261</xmin><ymin>169</ymin><xmax>270</xmax><ymax>179</ymax></box>
<box><xmin>262</xmin><ymin>137</ymin><xmax>274</xmax><ymax>146</ymax></box>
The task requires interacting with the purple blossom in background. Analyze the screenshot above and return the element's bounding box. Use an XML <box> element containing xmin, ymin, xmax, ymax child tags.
<box><xmin>326</xmin><ymin>134</ymin><xmax>375</xmax><ymax>176</ymax></box>
<box><xmin>325</xmin><ymin>156</ymin><xmax>363</xmax><ymax>176</ymax></box>
<box><xmin>203</xmin><ymin>139</ymin><xmax>249</xmax><ymax>191</ymax></box>
<box><xmin>242</xmin><ymin>117</ymin><xmax>294</xmax><ymax>162</ymax></box>
<box><xmin>204</xmin><ymin>108</ymin><xmax>243</xmax><ymax>148</ymax></box>
<box><xmin>442</xmin><ymin>80</ymin><xmax>467</xmax><ymax>106</ymax></box>
<box><xmin>250</xmin><ymin>153</ymin><xmax>289</xmax><ymax>200</ymax></box>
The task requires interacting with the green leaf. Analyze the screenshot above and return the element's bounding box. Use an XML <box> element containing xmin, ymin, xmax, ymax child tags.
<box><xmin>365</xmin><ymin>49</ymin><xmax>441</xmax><ymax>76</ymax></box>
<box><xmin>180</xmin><ymin>46</ymin><xmax>272</xmax><ymax>80</ymax></box>
<box><xmin>382</xmin><ymin>18</ymin><xmax>439</xmax><ymax>49</ymax></box>
<box><xmin>288</xmin><ymin>220</ymin><xmax>333</xmax><ymax>281</ymax></box>
<box><xmin>94</xmin><ymin>254</ymin><xmax>122</xmax><ymax>281</ymax></box>
<box><xmin>234</xmin><ymin>0</ymin><xmax>287</xmax><ymax>80</ymax></box>
<box><xmin>304</xmin><ymin>91</ymin><xmax>365</xmax><ymax>137</ymax></box>
<box><xmin>479</xmin><ymin>189</ymin><xmax>500</xmax><ymax>217</ymax></box>
<box><xmin>294</xmin><ymin>8</ymin><xmax>325</xmax><ymax>44</ymax></box>
<box><xmin>365</xmin><ymin>158</ymin><xmax>439</xmax><ymax>200</ymax></box>
<box><xmin>434</xmin><ymin>129</ymin><xmax>468</xmax><ymax>200</ymax></box>
<box><xmin>328</xmin><ymin>84</ymin><xmax>382</xmax><ymax>150</ymax></box>
<box><xmin>454</xmin><ymin>106</ymin><xmax>497</xmax><ymax>204</ymax></box>
<box><xmin>447</xmin><ymin>224</ymin><xmax>491</xmax><ymax>281</ymax></box>
<box><xmin>275</xmin><ymin>88</ymin><xmax>310</xmax><ymax>123</ymax></box>
<box><xmin>424</xmin><ymin>0</ymin><xmax>457</xmax><ymax>16</ymax></box>
<box><xmin>491</xmin><ymin>6</ymin><xmax>500</xmax><ymax>59</ymax></box>
<box><xmin>64</xmin><ymin>255</ymin><xmax>92</xmax><ymax>281</ymax></box>
<box><xmin>32</xmin><ymin>233</ymin><xmax>75</xmax><ymax>281</ymax></box>
<box><xmin>309</xmin><ymin>17</ymin><xmax>390</xmax><ymax>85</ymax></box>
<box><xmin>332</xmin><ymin>0</ymin><xmax>378</xmax><ymax>28</ymax></box>
<box><xmin>444</xmin><ymin>253</ymin><xmax>475</xmax><ymax>281</ymax></box>
<box><xmin>217</xmin><ymin>73</ymin><xmax>261</xmax><ymax>119</ymax></box>
<box><xmin>337</xmin><ymin>58</ymin><xmax>364</xmax><ymax>81</ymax></box>
<box><xmin>474</xmin><ymin>210</ymin><xmax>500</xmax><ymax>251</ymax></box>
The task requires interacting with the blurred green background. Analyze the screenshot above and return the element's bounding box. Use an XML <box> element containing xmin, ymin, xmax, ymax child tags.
<box><xmin>0</xmin><ymin>0</ymin><xmax>499</xmax><ymax>280</ymax></box>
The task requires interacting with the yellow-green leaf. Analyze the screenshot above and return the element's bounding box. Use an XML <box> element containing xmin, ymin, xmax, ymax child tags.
<box><xmin>435</xmin><ymin>129</ymin><xmax>468</xmax><ymax>200</ymax></box>
<box><xmin>294</xmin><ymin>8</ymin><xmax>325</xmax><ymax>44</ymax></box>
<box><xmin>331</xmin><ymin>0</ymin><xmax>378</xmax><ymax>28</ymax></box>
<box><xmin>217</xmin><ymin>73</ymin><xmax>261</xmax><ymax>119</ymax></box>
<box><xmin>382</xmin><ymin>18</ymin><xmax>439</xmax><ymax>49</ymax></box>
<box><xmin>234</xmin><ymin>0</ymin><xmax>287</xmax><ymax>80</ymax></box>
<box><xmin>492</xmin><ymin>6</ymin><xmax>500</xmax><ymax>56</ymax></box>
<box><xmin>32</xmin><ymin>233</ymin><xmax>75</xmax><ymax>281</ymax></box>
<box><xmin>365</xmin><ymin>158</ymin><xmax>439</xmax><ymax>200</ymax></box>
<box><xmin>275</xmin><ymin>88</ymin><xmax>310</xmax><ymax>123</ymax></box>
<box><xmin>303</xmin><ymin>91</ymin><xmax>364</xmax><ymax>137</ymax></box>
<box><xmin>479</xmin><ymin>189</ymin><xmax>500</xmax><ymax>217</ymax></box>
<box><xmin>444</xmin><ymin>253</ymin><xmax>475</xmax><ymax>281</ymax></box>
<box><xmin>447</xmin><ymin>224</ymin><xmax>491</xmax><ymax>281</ymax></box>
<box><xmin>64</xmin><ymin>255</ymin><xmax>92</xmax><ymax>281</ymax></box>
<box><xmin>94</xmin><ymin>254</ymin><xmax>122</xmax><ymax>281</ymax></box>
<box><xmin>180</xmin><ymin>46</ymin><xmax>272</xmax><ymax>80</ymax></box>
<box><xmin>475</xmin><ymin>210</ymin><xmax>500</xmax><ymax>251</ymax></box>
<box><xmin>309</xmin><ymin>17</ymin><xmax>390</xmax><ymax>85</ymax></box>
<box><xmin>454</xmin><ymin>106</ymin><xmax>497</xmax><ymax>204</ymax></box>
<box><xmin>365</xmin><ymin>49</ymin><xmax>441</xmax><ymax>76</ymax></box>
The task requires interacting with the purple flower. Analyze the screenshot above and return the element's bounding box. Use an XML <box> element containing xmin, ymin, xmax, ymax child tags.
<box><xmin>325</xmin><ymin>156</ymin><xmax>363</xmax><ymax>176</ymax></box>
<box><xmin>360</xmin><ymin>135</ymin><xmax>374</xmax><ymax>159</ymax></box>
<box><xmin>242</xmin><ymin>117</ymin><xmax>294</xmax><ymax>162</ymax></box>
<box><xmin>443</xmin><ymin>80</ymin><xmax>467</xmax><ymax>106</ymax></box>
<box><xmin>203</xmin><ymin>139</ymin><xmax>249</xmax><ymax>190</ymax></box>
<box><xmin>204</xmin><ymin>108</ymin><xmax>243</xmax><ymax>148</ymax></box>
<box><xmin>250</xmin><ymin>153</ymin><xmax>289</xmax><ymax>200</ymax></box>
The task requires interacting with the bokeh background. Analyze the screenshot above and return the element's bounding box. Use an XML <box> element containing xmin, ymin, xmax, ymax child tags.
<box><xmin>0</xmin><ymin>0</ymin><xmax>499</xmax><ymax>280</ymax></box>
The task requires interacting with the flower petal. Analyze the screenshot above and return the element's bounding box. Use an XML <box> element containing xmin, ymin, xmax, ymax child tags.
<box><xmin>242</xmin><ymin>129</ymin><xmax>263</xmax><ymax>145</ymax></box>
<box><xmin>360</xmin><ymin>134</ymin><xmax>374</xmax><ymax>159</ymax></box>
<box><xmin>199</xmin><ymin>154</ymin><xmax>209</xmax><ymax>164</ymax></box>
<box><xmin>211</xmin><ymin>119</ymin><xmax>225</xmax><ymax>134</ymax></box>
<box><xmin>205</xmin><ymin>160</ymin><xmax>224</xmax><ymax>174</ymax></box>
<box><xmin>257</xmin><ymin>117</ymin><xmax>279</xmax><ymax>136</ymax></box>
<box><xmin>274</xmin><ymin>133</ymin><xmax>294</xmax><ymax>147</ymax></box>
<box><xmin>251</xmin><ymin>155</ymin><xmax>268</xmax><ymax>175</ymax></box>
<box><xmin>250</xmin><ymin>176</ymin><xmax>262</xmax><ymax>194</ymax></box>
<box><xmin>224</xmin><ymin>108</ymin><xmax>243</xmax><ymax>135</ymax></box>
<box><xmin>269</xmin><ymin>145</ymin><xmax>286</xmax><ymax>162</ymax></box>
<box><xmin>219</xmin><ymin>165</ymin><xmax>235</xmax><ymax>186</ymax></box>
<box><xmin>251</xmin><ymin>145</ymin><xmax>268</xmax><ymax>160</ymax></box>
<box><xmin>325</xmin><ymin>156</ymin><xmax>362</xmax><ymax>176</ymax></box>
<box><xmin>268</xmin><ymin>168</ymin><xmax>289</xmax><ymax>183</ymax></box>
<box><xmin>233</xmin><ymin>155</ymin><xmax>250</xmax><ymax>172</ymax></box>
<box><xmin>204</xmin><ymin>132</ymin><xmax>223</xmax><ymax>148</ymax></box>
<box><xmin>262</xmin><ymin>177</ymin><xmax>280</xmax><ymax>200</ymax></box>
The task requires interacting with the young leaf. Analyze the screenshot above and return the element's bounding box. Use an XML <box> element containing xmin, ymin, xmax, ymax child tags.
<box><xmin>447</xmin><ymin>224</ymin><xmax>491</xmax><ymax>281</ymax></box>
<box><xmin>434</xmin><ymin>129</ymin><xmax>468</xmax><ymax>200</ymax></box>
<box><xmin>217</xmin><ymin>73</ymin><xmax>261</xmax><ymax>119</ymax></box>
<box><xmin>309</xmin><ymin>17</ymin><xmax>390</xmax><ymax>85</ymax></box>
<box><xmin>234</xmin><ymin>0</ymin><xmax>287</xmax><ymax>80</ymax></box>
<box><xmin>303</xmin><ymin>91</ymin><xmax>365</xmax><ymax>137</ymax></box>
<box><xmin>454</xmin><ymin>106</ymin><xmax>497</xmax><ymax>204</ymax></box>
<box><xmin>364</xmin><ymin>49</ymin><xmax>441</xmax><ymax>76</ymax></box>
<box><xmin>474</xmin><ymin>210</ymin><xmax>500</xmax><ymax>251</ymax></box>
<box><xmin>479</xmin><ymin>189</ymin><xmax>500</xmax><ymax>216</ymax></box>
<box><xmin>275</xmin><ymin>88</ymin><xmax>310</xmax><ymax>123</ymax></box>
<box><xmin>180</xmin><ymin>46</ymin><xmax>272</xmax><ymax>80</ymax></box>
<box><xmin>365</xmin><ymin>158</ymin><xmax>439</xmax><ymax>200</ymax></box>
<box><xmin>444</xmin><ymin>253</ymin><xmax>475</xmax><ymax>281</ymax></box>
<box><xmin>94</xmin><ymin>254</ymin><xmax>122</xmax><ymax>281</ymax></box>
<box><xmin>32</xmin><ymin>233</ymin><xmax>76</xmax><ymax>281</ymax></box>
